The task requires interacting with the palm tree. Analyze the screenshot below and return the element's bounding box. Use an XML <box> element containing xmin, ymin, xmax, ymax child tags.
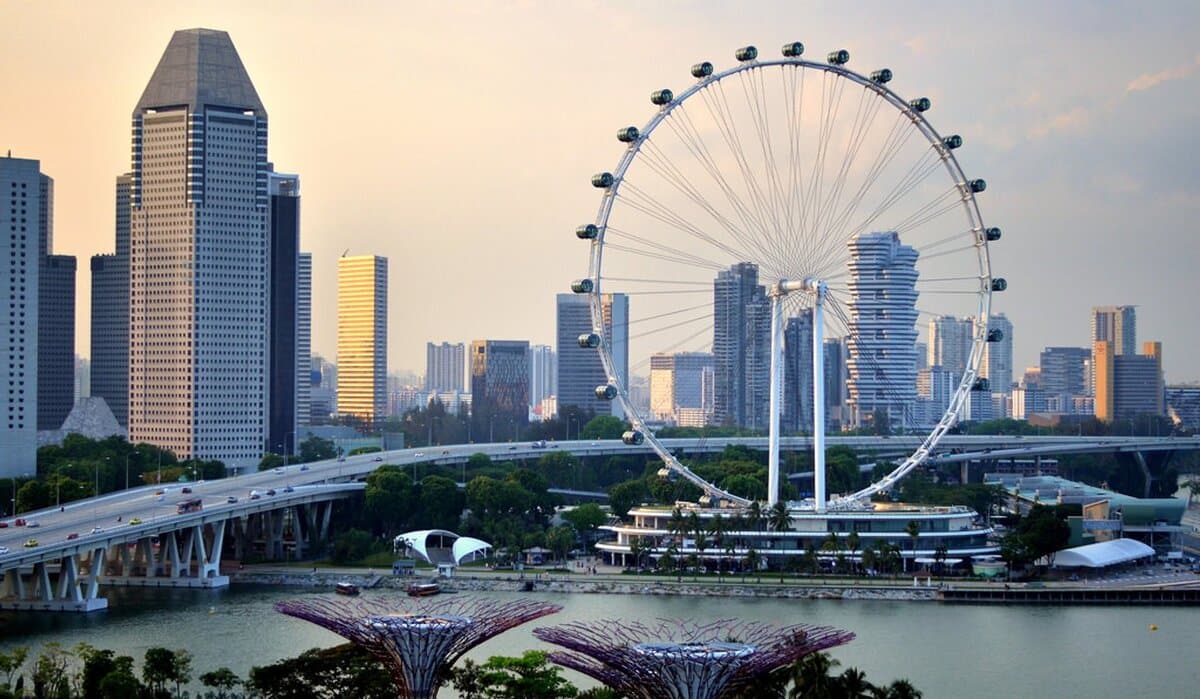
<box><xmin>627</xmin><ymin>536</ymin><xmax>644</xmax><ymax>570</ymax></box>
<box><xmin>669</xmin><ymin>507</ymin><xmax>686</xmax><ymax>544</ymax></box>
<box><xmin>747</xmin><ymin>501</ymin><xmax>764</xmax><ymax>532</ymax></box>
<box><xmin>788</xmin><ymin>652</ymin><xmax>840</xmax><ymax>699</ymax></box>
<box><xmin>905</xmin><ymin>520</ymin><xmax>921</xmax><ymax>574</ymax></box>
<box><xmin>874</xmin><ymin>678</ymin><xmax>923</xmax><ymax>699</ymax></box>
<box><xmin>768</xmin><ymin>501</ymin><xmax>792</xmax><ymax>532</ymax></box>
<box><xmin>933</xmin><ymin>542</ymin><xmax>949</xmax><ymax>580</ymax></box>
<box><xmin>839</xmin><ymin>667</ymin><xmax>876</xmax><ymax>698</ymax></box>
<box><xmin>846</xmin><ymin>531</ymin><xmax>861</xmax><ymax>576</ymax></box>
<box><xmin>744</xmin><ymin>548</ymin><xmax>761</xmax><ymax>582</ymax></box>
<box><xmin>821</xmin><ymin>533</ymin><xmax>842</xmax><ymax>576</ymax></box>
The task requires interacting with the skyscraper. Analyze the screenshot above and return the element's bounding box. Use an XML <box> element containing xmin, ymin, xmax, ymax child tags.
<box><xmin>1091</xmin><ymin>306</ymin><xmax>1136</xmax><ymax>356</ymax></box>
<box><xmin>29</xmin><ymin>169</ymin><xmax>76</xmax><ymax>430</ymax></box>
<box><xmin>713</xmin><ymin>263</ymin><xmax>769</xmax><ymax>429</ymax></box>
<box><xmin>426</xmin><ymin>342</ymin><xmax>466</xmax><ymax>393</ymax></box>
<box><xmin>471</xmin><ymin>340</ymin><xmax>530</xmax><ymax>440</ymax></box>
<box><xmin>980</xmin><ymin>313</ymin><xmax>1013</xmax><ymax>417</ymax></box>
<box><xmin>845</xmin><ymin>231</ymin><xmax>919</xmax><ymax>430</ymax></box>
<box><xmin>268</xmin><ymin>172</ymin><xmax>304</xmax><ymax>455</ymax></box>
<box><xmin>1093</xmin><ymin>340</ymin><xmax>1164</xmax><ymax>422</ymax></box>
<box><xmin>782</xmin><ymin>314</ymin><xmax>813</xmax><ymax>433</ymax></box>
<box><xmin>528</xmin><ymin>344</ymin><xmax>556</xmax><ymax>414</ymax></box>
<box><xmin>296</xmin><ymin>252</ymin><xmax>312</xmax><ymax>428</ymax></box>
<box><xmin>927</xmin><ymin>315</ymin><xmax>973</xmax><ymax>379</ymax></box>
<box><xmin>1039</xmin><ymin>347</ymin><xmax>1091</xmax><ymax>398</ymax></box>
<box><xmin>555</xmin><ymin>293</ymin><xmax>628</xmax><ymax>417</ymax></box>
<box><xmin>128</xmin><ymin>29</ymin><xmax>270</xmax><ymax>463</ymax></box>
<box><xmin>90</xmin><ymin>174</ymin><xmax>131</xmax><ymax>427</ymax></box>
<box><xmin>337</xmin><ymin>255</ymin><xmax>388</xmax><ymax>425</ymax></box>
<box><xmin>0</xmin><ymin>155</ymin><xmax>42</xmax><ymax>475</ymax></box>
<box><xmin>823</xmin><ymin>337</ymin><xmax>848</xmax><ymax>429</ymax></box>
<box><xmin>648</xmin><ymin>352</ymin><xmax>714</xmax><ymax>426</ymax></box>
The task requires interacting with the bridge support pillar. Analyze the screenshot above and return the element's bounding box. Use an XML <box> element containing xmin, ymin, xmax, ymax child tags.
<box><xmin>0</xmin><ymin>557</ymin><xmax>108</xmax><ymax>612</ymax></box>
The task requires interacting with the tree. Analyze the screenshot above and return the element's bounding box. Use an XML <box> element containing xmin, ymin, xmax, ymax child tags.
<box><xmin>580</xmin><ymin>415</ymin><xmax>626</xmax><ymax>440</ymax></box>
<box><xmin>142</xmin><ymin>647</ymin><xmax>176</xmax><ymax>695</ymax></box>
<box><xmin>298</xmin><ymin>436</ymin><xmax>338</xmax><ymax>463</ymax></box>
<box><xmin>31</xmin><ymin>642</ymin><xmax>71</xmax><ymax>699</ymax></box>
<box><xmin>904</xmin><ymin>521</ymin><xmax>921</xmax><ymax>574</ymax></box>
<box><xmin>838</xmin><ymin>667</ymin><xmax>876</xmax><ymax>698</ymax></box>
<box><xmin>200</xmin><ymin>668</ymin><xmax>241</xmax><ymax>698</ymax></box>
<box><xmin>248</xmin><ymin>644</ymin><xmax>393</xmax><ymax>699</ymax></box>
<box><xmin>788</xmin><ymin>651</ymin><xmax>840</xmax><ymax>699</ymax></box>
<box><xmin>561</xmin><ymin>503</ymin><xmax>607</xmax><ymax>534</ymax></box>
<box><xmin>846</xmin><ymin>531</ymin><xmax>861</xmax><ymax>575</ymax></box>
<box><xmin>331</xmin><ymin>529</ymin><xmax>375</xmax><ymax>564</ymax></box>
<box><xmin>747</xmin><ymin>501</ymin><xmax>764</xmax><ymax>532</ymax></box>
<box><xmin>874</xmin><ymin>679</ymin><xmax>923</xmax><ymax>699</ymax></box>
<box><xmin>450</xmin><ymin>651</ymin><xmax>577</xmax><ymax>699</ymax></box>
<box><xmin>768</xmin><ymin>501</ymin><xmax>792</xmax><ymax>532</ymax></box>
<box><xmin>0</xmin><ymin>647</ymin><xmax>27</xmax><ymax>691</ymax></box>
<box><xmin>364</xmin><ymin>467</ymin><xmax>417</xmax><ymax>534</ymax></box>
<box><xmin>419</xmin><ymin>475</ymin><xmax>466</xmax><ymax>530</ymax></box>
<box><xmin>170</xmin><ymin>648</ymin><xmax>193</xmax><ymax>696</ymax></box>
<box><xmin>257</xmin><ymin>452</ymin><xmax>285</xmax><ymax>471</ymax></box>
<box><xmin>546</xmin><ymin>524</ymin><xmax>576</xmax><ymax>563</ymax></box>
<box><xmin>608</xmin><ymin>479</ymin><xmax>650</xmax><ymax>518</ymax></box>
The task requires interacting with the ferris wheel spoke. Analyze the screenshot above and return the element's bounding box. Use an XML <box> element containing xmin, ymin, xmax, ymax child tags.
<box><xmin>808</xmin><ymin>86</ymin><xmax>882</xmax><ymax>262</ymax></box>
<box><xmin>782</xmin><ymin>65</ymin><xmax>811</xmax><ymax>253</ymax></box>
<box><xmin>801</xmin><ymin>72</ymin><xmax>850</xmax><ymax>255</ymax></box>
<box><xmin>665</xmin><ymin>105</ymin><xmax>775</xmax><ymax>253</ymax></box>
<box><xmin>617</xmin><ymin>182</ymin><xmax>755</xmax><ymax>262</ymax></box>
<box><xmin>605</xmin><ymin>227</ymin><xmax>732</xmax><ymax>271</ymax></box>
<box><xmin>841</xmin><ymin>150</ymin><xmax>945</xmax><ymax>244</ymax></box>
<box><xmin>628</xmin><ymin>312</ymin><xmax>714</xmax><ymax>342</ymax></box>
<box><xmin>735</xmin><ymin>65</ymin><xmax>793</xmax><ymax>267</ymax></box>
<box><xmin>892</xmin><ymin>191</ymin><xmax>965</xmax><ymax>235</ymax></box>
<box><xmin>626</xmin><ymin>301</ymin><xmax>714</xmax><ymax>327</ymax></box>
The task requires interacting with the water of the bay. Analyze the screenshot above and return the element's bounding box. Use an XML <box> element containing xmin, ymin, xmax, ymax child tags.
<box><xmin>2</xmin><ymin>584</ymin><xmax>1197</xmax><ymax>698</ymax></box>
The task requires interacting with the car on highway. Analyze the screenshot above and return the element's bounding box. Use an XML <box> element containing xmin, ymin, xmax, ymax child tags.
<box><xmin>66</xmin><ymin>533</ymin><xmax>79</xmax><ymax>540</ymax></box>
<box><xmin>0</xmin><ymin>521</ymin><xmax>8</xmax><ymax>529</ymax></box>
<box><xmin>154</xmin><ymin>489</ymin><xmax>166</xmax><ymax>496</ymax></box>
<box><xmin>273</xmin><ymin>467</ymin><xmax>284</xmax><ymax>475</ymax></box>
<box><xmin>128</xmin><ymin>518</ymin><xmax>142</xmax><ymax>526</ymax></box>
<box><xmin>249</xmin><ymin>491</ymin><xmax>261</xmax><ymax>500</ymax></box>
<box><xmin>415</xmin><ymin>451</ymin><xmax>425</xmax><ymax>458</ymax></box>
<box><xmin>508</xmin><ymin>445</ymin><xmax>517</xmax><ymax>451</ymax></box>
<box><xmin>25</xmin><ymin>520</ymin><xmax>39</xmax><ymax>528</ymax></box>
<box><xmin>90</xmin><ymin>527</ymin><xmax>103</xmax><ymax>534</ymax></box>
<box><xmin>0</xmin><ymin>546</ymin><xmax>9</xmax><ymax>555</ymax></box>
<box><xmin>13</xmin><ymin>518</ymin><xmax>26</xmax><ymax>526</ymax></box>
<box><xmin>265</xmin><ymin>489</ymin><xmax>277</xmax><ymax>496</ymax></box>
<box><xmin>337</xmin><ymin>456</ymin><xmax>346</xmax><ymax>462</ymax></box>
<box><xmin>181</xmin><ymin>487</ymin><xmax>193</xmax><ymax>494</ymax></box>
<box><xmin>441</xmin><ymin>450</ymin><xmax>450</xmax><ymax>455</ymax></box>
<box><xmin>226</xmin><ymin>495</ymin><xmax>239</xmax><ymax>504</ymax></box>
<box><xmin>23</xmin><ymin>540</ymin><xmax>38</xmax><ymax>548</ymax></box>
<box><xmin>283</xmin><ymin>486</ymin><xmax>294</xmax><ymax>493</ymax></box>
<box><xmin>373</xmin><ymin>456</ymin><xmax>382</xmax><ymax>462</ymax></box>
<box><xmin>299</xmin><ymin>465</ymin><xmax>310</xmax><ymax>471</ymax></box>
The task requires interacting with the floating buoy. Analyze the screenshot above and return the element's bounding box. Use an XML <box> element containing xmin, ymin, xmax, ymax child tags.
<box><xmin>208</xmin><ymin>606</ymin><xmax>216</xmax><ymax>615</ymax></box>
<box><xmin>1149</xmin><ymin>624</ymin><xmax>1158</xmax><ymax>631</ymax></box>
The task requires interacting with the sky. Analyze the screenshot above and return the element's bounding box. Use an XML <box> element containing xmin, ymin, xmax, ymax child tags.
<box><xmin>2</xmin><ymin>0</ymin><xmax>1198</xmax><ymax>383</ymax></box>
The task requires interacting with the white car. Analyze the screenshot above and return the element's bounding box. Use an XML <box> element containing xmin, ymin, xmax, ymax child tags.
<box><xmin>90</xmin><ymin>527</ymin><xmax>104</xmax><ymax>534</ymax></box>
<box><xmin>273</xmin><ymin>467</ymin><xmax>284</xmax><ymax>475</ymax></box>
<box><xmin>24</xmin><ymin>520</ymin><xmax>39</xmax><ymax>528</ymax></box>
<box><xmin>0</xmin><ymin>546</ymin><xmax>9</xmax><ymax>555</ymax></box>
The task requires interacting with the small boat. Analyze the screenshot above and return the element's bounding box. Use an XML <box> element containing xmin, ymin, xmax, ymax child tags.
<box><xmin>407</xmin><ymin>582</ymin><xmax>440</xmax><ymax>597</ymax></box>
<box><xmin>335</xmin><ymin>582</ymin><xmax>360</xmax><ymax>596</ymax></box>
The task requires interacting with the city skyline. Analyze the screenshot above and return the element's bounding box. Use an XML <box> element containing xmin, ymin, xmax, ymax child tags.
<box><xmin>2</xmin><ymin>2</ymin><xmax>1198</xmax><ymax>382</ymax></box>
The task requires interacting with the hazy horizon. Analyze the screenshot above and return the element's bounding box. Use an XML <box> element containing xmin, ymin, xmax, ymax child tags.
<box><xmin>3</xmin><ymin>1</ymin><xmax>1198</xmax><ymax>384</ymax></box>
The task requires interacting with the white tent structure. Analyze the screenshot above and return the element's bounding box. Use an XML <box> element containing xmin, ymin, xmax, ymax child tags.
<box><xmin>1051</xmin><ymin>539</ymin><xmax>1155</xmax><ymax>568</ymax></box>
<box><xmin>394</xmin><ymin>529</ymin><xmax>492</xmax><ymax>567</ymax></box>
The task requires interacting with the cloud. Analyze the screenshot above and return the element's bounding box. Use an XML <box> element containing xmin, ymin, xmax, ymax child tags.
<box><xmin>1028</xmin><ymin>106</ymin><xmax>1089</xmax><ymax>140</ymax></box>
<box><xmin>1125</xmin><ymin>54</ymin><xmax>1200</xmax><ymax>93</ymax></box>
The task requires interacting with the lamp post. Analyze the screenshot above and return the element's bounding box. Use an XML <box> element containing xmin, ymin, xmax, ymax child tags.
<box><xmin>125</xmin><ymin>453</ymin><xmax>131</xmax><ymax>491</ymax></box>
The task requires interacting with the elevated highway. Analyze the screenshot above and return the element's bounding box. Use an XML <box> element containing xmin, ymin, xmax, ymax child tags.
<box><xmin>3</xmin><ymin>434</ymin><xmax>1196</xmax><ymax>611</ymax></box>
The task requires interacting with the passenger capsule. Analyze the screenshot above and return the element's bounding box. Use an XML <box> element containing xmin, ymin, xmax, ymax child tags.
<box><xmin>691</xmin><ymin>61</ymin><xmax>714</xmax><ymax>78</ymax></box>
<box><xmin>576</xmin><ymin>223</ymin><xmax>598</xmax><ymax>240</ymax></box>
<box><xmin>578</xmin><ymin>333</ymin><xmax>600</xmax><ymax>348</ymax></box>
<box><xmin>870</xmin><ymin>69</ymin><xmax>893</xmax><ymax>84</ymax></box>
<box><xmin>735</xmin><ymin>45</ymin><xmax>758</xmax><ymax>62</ymax></box>
<box><xmin>985</xmin><ymin>227</ymin><xmax>1002</xmax><ymax>242</ymax></box>
<box><xmin>987</xmin><ymin>328</ymin><xmax>1005</xmax><ymax>343</ymax></box>
<box><xmin>595</xmin><ymin>384</ymin><xmax>618</xmax><ymax>400</ymax></box>
<box><xmin>651</xmin><ymin>89</ymin><xmax>674</xmax><ymax>106</ymax></box>
<box><xmin>972</xmin><ymin>377</ymin><xmax>990</xmax><ymax>392</ymax></box>
<box><xmin>827</xmin><ymin>49</ymin><xmax>850</xmax><ymax>65</ymax></box>
<box><xmin>617</xmin><ymin>126</ymin><xmax>640</xmax><ymax>143</ymax></box>
<box><xmin>622</xmin><ymin>430</ymin><xmax>645</xmax><ymax>446</ymax></box>
<box><xmin>781</xmin><ymin>42</ymin><xmax>805</xmax><ymax>58</ymax></box>
<box><xmin>969</xmin><ymin>179</ymin><xmax>987</xmax><ymax>193</ymax></box>
<box><xmin>943</xmin><ymin>134</ymin><xmax>963</xmax><ymax>150</ymax></box>
<box><xmin>571</xmin><ymin>279</ymin><xmax>594</xmax><ymax>294</ymax></box>
<box><xmin>909</xmin><ymin>97</ymin><xmax>931</xmax><ymax>113</ymax></box>
<box><xmin>991</xmin><ymin>278</ymin><xmax>1008</xmax><ymax>292</ymax></box>
<box><xmin>591</xmin><ymin>172</ymin><xmax>614</xmax><ymax>188</ymax></box>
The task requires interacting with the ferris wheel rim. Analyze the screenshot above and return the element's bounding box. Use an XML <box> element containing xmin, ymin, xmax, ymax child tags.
<box><xmin>582</xmin><ymin>49</ymin><xmax>994</xmax><ymax>506</ymax></box>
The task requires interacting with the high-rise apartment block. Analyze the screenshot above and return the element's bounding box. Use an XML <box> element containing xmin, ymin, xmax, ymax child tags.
<box><xmin>555</xmin><ymin>293</ymin><xmax>628</xmax><ymax>417</ymax></box>
<box><xmin>1093</xmin><ymin>340</ymin><xmax>1164</xmax><ymax>422</ymax></box>
<box><xmin>1091</xmin><ymin>306</ymin><xmax>1136</xmax><ymax>356</ymax></box>
<box><xmin>981</xmin><ymin>313</ymin><xmax>1013</xmax><ymax>392</ymax></box>
<box><xmin>426</xmin><ymin>342</ymin><xmax>466</xmax><ymax>393</ymax></box>
<box><xmin>128</xmin><ymin>29</ymin><xmax>271</xmax><ymax>464</ymax></box>
<box><xmin>267</xmin><ymin>172</ymin><xmax>307</xmax><ymax>454</ymax></box>
<box><xmin>1166</xmin><ymin>386</ymin><xmax>1200</xmax><ymax>430</ymax></box>
<box><xmin>845</xmin><ymin>232</ymin><xmax>919</xmax><ymax>429</ymax></box>
<box><xmin>1039</xmin><ymin>347</ymin><xmax>1091</xmax><ymax>398</ymax></box>
<box><xmin>90</xmin><ymin>174</ymin><xmax>131</xmax><ymax>427</ymax></box>
<box><xmin>337</xmin><ymin>255</ymin><xmax>388</xmax><ymax>425</ymax></box>
<box><xmin>823</xmin><ymin>337</ymin><xmax>848</xmax><ymax>429</ymax></box>
<box><xmin>0</xmin><ymin>155</ymin><xmax>42</xmax><ymax>475</ymax></box>
<box><xmin>713</xmin><ymin>263</ymin><xmax>769</xmax><ymax>429</ymax></box>
<box><xmin>471</xmin><ymin>340</ymin><xmax>530</xmax><ymax>439</ymax></box>
<box><xmin>297</xmin><ymin>252</ymin><xmax>312</xmax><ymax>428</ymax></box>
<box><xmin>782</xmin><ymin>315</ymin><xmax>813</xmax><ymax>433</ymax></box>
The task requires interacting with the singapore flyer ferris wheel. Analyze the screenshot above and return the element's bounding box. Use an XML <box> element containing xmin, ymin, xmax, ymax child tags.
<box><xmin>573</xmin><ymin>42</ymin><xmax>1005</xmax><ymax>511</ymax></box>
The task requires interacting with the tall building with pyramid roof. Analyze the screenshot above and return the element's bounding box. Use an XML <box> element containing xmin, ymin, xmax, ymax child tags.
<box><xmin>128</xmin><ymin>29</ymin><xmax>270</xmax><ymax>467</ymax></box>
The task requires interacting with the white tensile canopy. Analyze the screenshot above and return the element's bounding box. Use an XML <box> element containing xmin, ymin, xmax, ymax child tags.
<box><xmin>1051</xmin><ymin>539</ymin><xmax>1155</xmax><ymax>568</ymax></box>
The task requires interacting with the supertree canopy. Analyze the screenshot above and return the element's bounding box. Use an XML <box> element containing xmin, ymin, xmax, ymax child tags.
<box><xmin>534</xmin><ymin>618</ymin><xmax>855</xmax><ymax>699</ymax></box>
<box><xmin>275</xmin><ymin>595</ymin><xmax>562</xmax><ymax>699</ymax></box>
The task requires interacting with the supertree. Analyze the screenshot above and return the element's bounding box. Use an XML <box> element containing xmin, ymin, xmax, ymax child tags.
<box><xmin>275</xmin><ymin>595</ymin><xmax>561</xmax><ymax>699</ymax></box>
<box><xmin>534</xmin><ymin>618</ymin><xmax>855</xmax><ymax>699</ymax></box>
